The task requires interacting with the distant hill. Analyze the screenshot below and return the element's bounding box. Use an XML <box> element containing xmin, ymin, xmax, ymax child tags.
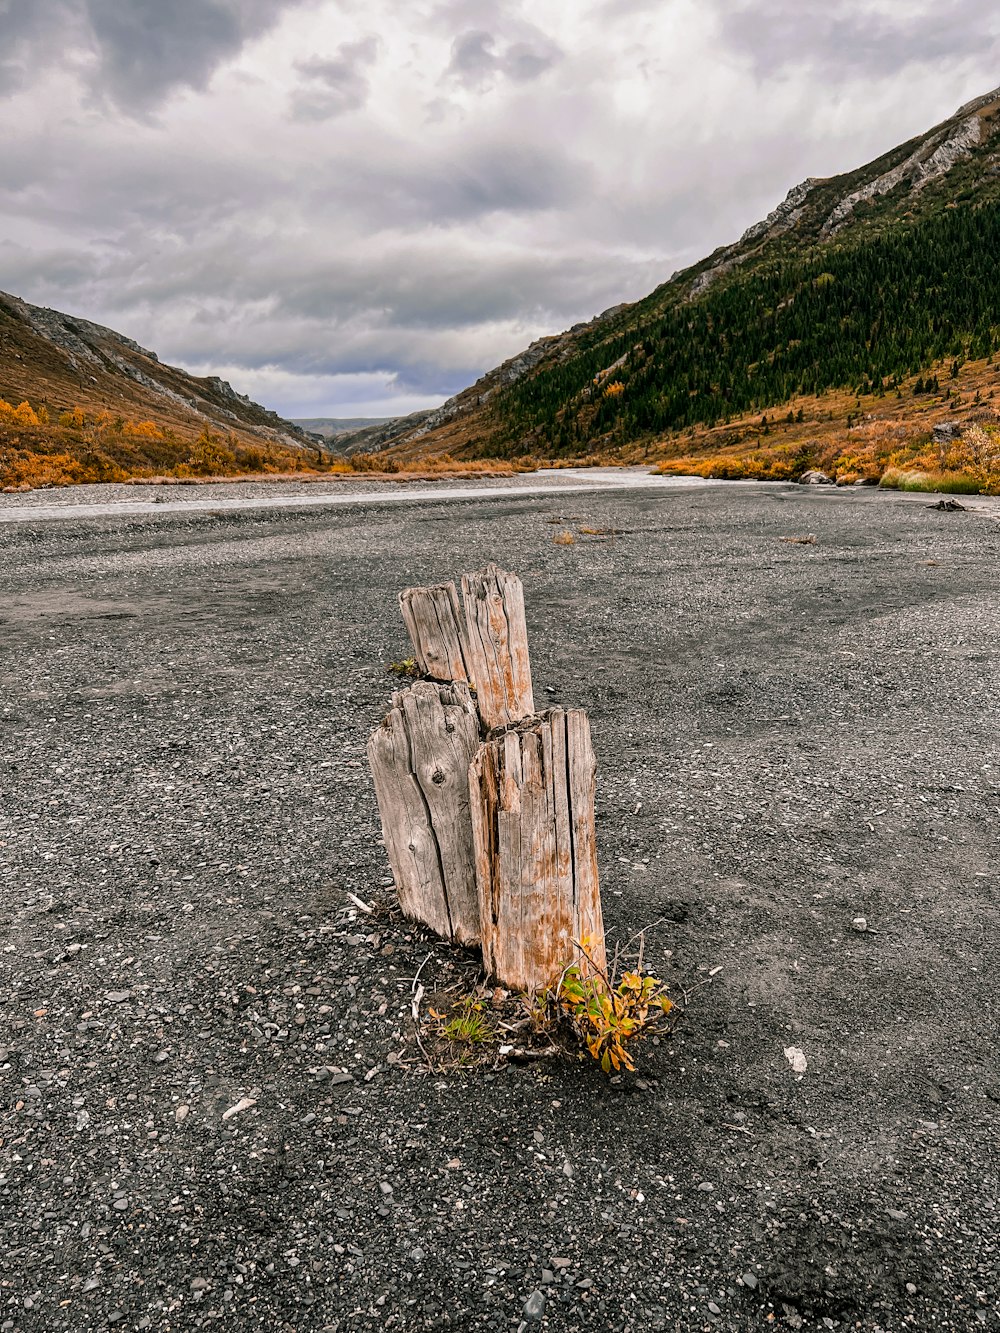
<box><xmin>0</xmin><ymin>291</ymin><xmax>326</xmax><ymax>487</ymax></box>
<box><xmin>369</xmin><ymin>86</ymin><xmax>1000</xmax><ymax>492</ymax></box>
<box><xmin>292</xmin><ymin>416</ymin><xmax>395</xmax><ymax>440</ymax></box>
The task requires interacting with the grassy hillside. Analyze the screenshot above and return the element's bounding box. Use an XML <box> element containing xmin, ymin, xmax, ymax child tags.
<box><xmin>0</xmin><ymin>399</ymin><xmax>330</xmax><ymax>490</ymax></box>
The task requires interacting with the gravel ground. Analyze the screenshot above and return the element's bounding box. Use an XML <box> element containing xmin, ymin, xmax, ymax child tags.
<box><xmin>1</xmin><ymin>480</ymin><xmax>998</xmax><ymax>1333</ymax></box>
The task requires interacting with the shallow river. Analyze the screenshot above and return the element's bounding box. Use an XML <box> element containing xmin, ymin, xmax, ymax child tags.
<box><xmin>0</xmin><ymin>466</ymin><xmax>727</xmax><ymax>523</ymax></box>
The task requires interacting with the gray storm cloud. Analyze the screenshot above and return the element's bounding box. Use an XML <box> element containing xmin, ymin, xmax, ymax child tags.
<box><xmin>0</xmin><ymin>0</ymin><xmax>997</xmax><ymax>416</ymax></box>
<box><xmin>292</xmin><ymin>38</ymin><xmax>380</xmax><ymax>121</ymax></box>
<box><xmin>717</xmin><ymin>0</ymin><xmax>1000</xmax><ymax>74</ymax></box>
<box><xmin>447</xmin><ymin>25</ymin><xmax>562</xmax><ymax>87</ymax></box>
<box><xmin>0</xmin><ymin>0</ymin><xmax>309</xmax><ymax>110</ymax></box>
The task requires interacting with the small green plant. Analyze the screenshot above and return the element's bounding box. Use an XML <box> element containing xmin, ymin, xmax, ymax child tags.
<box><xmin>388</xmin><ymin>657</ymin><xmax>418</xmax><ymax>677</ymax></box>
<box><xmin>554</xmin><ymin>936</ymin><xmax>672</xmax><ymax>1074</ymax></box>
<box><xmin>432</xmin><ymin>997</ymin><xmax>491</xmax><ymax>1047</ymax></box>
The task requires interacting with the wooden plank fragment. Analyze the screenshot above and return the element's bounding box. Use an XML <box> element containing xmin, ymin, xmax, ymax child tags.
<box><xmin>367</xmin><ymin>680</ymin><xmax>481</xmax><ymax>944</ymax></box>
<box><xmin>399</xmin><ymin>582</ymin><xmax>471</xmax><ymax>683</ymax></box>
<box><xmin>470</xmin><ymin>708</ymin><xmax>606</xmax><ymax>992</ymax></box>
<box><xmin>461</xmin><ymin>564</ymin><xmax>534</xmax><ymax>730</ymax></box>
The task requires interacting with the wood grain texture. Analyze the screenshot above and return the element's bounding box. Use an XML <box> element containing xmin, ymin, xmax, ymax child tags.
<box><xmin>399</xmin><ymin>582</ymin><xmax>471</xmax><ymax>684</ymax></box>
<box><xmin>470</xmin><ymin>708</ymin><xmax>606</xmax><ymax>992</ymax></box>
<box><xmin>368</xmin><ymin>680</ymin><xmax>481</xmax><ymax>944</ymax></box>
<box><xmin>461</xmin><ymin>564</ymin><xmax>534</xmax><ymax>730</ymax></box>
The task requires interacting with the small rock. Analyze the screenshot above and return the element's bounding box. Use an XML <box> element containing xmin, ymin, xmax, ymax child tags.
<box><xmin>708</xmin><ymin>1301</ymin><xmax>722</xmax><ymax>1315</ymax></box>
<box><xmin>741</xmin><ymin>1272</ymin><xmax>758</xmax><ymax>1290</ymax></box>
<box><xmin>905</xmin><ymin>1283</ymin><xmax>917</xmax><ymax>1295</ymax></box>
<box><xmin>783</xmin><ymin>1046</ymin><xmax>808</xmax><ymax>1075</ymax></box>
<box><xmin>105</xmin><ymin>991</ymin><xmax>130</xmax><ymax>1004</ymax></box>
<box><xmin>522</xmin><ymin>1290</ymin><xmax>546</xmax><ymax>1321</ymax></box>
<box><xmin>191</xmin><ymin>1278</ymin><xmax>210</xmax><ymax>1291</ymax></box>
<box><xmin>175</xmin><ymin>1104</ymin><xmax>190</xmax><ymax>1122</ymax></box>
<box><xmin>697</xmin><ymin>1181</ymin><xmax>714</xmax><ymax>1192</ymax></box>
<box><xmin>408</xmin><ymin>1247</ymin><xmax>425</xmax><ymax>1263</ymax></box>
<box><xmin>316</xmin><ymin>1067</ymin><xmax>353</xmax><ymax>1086</ymax></box>
<box><xmin>799</xmin><ymin>469</ymin><xmax>832</xmax><ymax>485</ymax></box>
<box><xmin>221</xmin><ymin>1096</ymin><xmax>257</xmax><ymax>1122</ymax></box>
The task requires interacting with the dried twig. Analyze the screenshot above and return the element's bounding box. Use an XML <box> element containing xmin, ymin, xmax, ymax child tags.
<box><xmin>409</xmin><ymin>981</ymin><xmax>437</xmax><ymax>1071</ymax></box>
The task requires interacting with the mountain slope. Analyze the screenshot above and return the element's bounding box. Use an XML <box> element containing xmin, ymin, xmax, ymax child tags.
<box><xmin>377</xmin><ymin>87</ymin><xmax>1000</xmax><ymax>470</ymax></box>
<box><xmin>0</xmin><ymin>290</ymin><xmax>308</xmax><ymax>446</ymax></box>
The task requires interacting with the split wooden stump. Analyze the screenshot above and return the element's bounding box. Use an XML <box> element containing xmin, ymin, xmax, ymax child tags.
<box><xmin>398</xmin><ymin>562</ymin><xmax>533</xmax><ymax>728</ymax></box>
<box><xmin>460</xmin><ymin>564</ymin><xmax>534</xmax><ymax>729</ymax></box>
<box><xmin>367</xmin><ymin>681</ymin><xmax>481</xmax><ymax>946</ymax></box>
<box><xmin>470</xmin><ymin>709</ymin><xmax>607</xmax><ymax>993</ymax></box>
<box><xmin>369</xmin><ymin>564</ymin><xmax>606</xmax><ymax>993</ymax></box>
<box><xmin>399</xmin><ymin>582</ymin><xmax>470</xmax><ymax>685</ymax></box>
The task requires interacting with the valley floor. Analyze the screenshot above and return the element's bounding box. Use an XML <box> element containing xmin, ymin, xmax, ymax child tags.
<box><xmin>0</xmin><ymin>482</ymin><xmax>997</xmax><ymax>1332</ymax></box>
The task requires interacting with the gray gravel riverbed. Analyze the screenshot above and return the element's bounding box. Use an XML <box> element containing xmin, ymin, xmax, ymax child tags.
<box><xmin>0</xmin><ymin>479</ymin><xmax>998</xmax><ymax>1333</ymax></box>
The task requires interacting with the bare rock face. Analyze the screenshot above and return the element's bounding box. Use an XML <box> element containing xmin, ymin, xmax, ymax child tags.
<box><xmin>932</xmin><ymin>421</ymin><xmax>963</xmax><ymax>444</ymax></box>
<box><xmin>740</xmin><ymin>178</ymin><xmax>821</xmax><ymax>246</ymax></box>
<box><xmin>821</xmin><ymin>114</ymin><xmax>985</xmax><ymax>237</ymax></box>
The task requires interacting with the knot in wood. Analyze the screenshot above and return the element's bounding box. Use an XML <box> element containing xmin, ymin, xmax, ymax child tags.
<box><xmin>431</xmin><ymin>768</ymin><xmax>446</xmax><ymax>785</ymax></box>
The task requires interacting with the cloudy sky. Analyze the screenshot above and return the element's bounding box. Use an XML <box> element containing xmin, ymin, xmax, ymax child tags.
<box><xmin>1</xmin><ymin>1</ymin><xmax>998</xmax><ymax>419</ymax></box>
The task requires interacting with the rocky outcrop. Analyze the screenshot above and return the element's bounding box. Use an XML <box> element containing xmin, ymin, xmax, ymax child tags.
<box><xmin>739</xmin><ymin>177</ymin><xmax>821</xmax><ymax>246</ymax></box>
<box><xmin>932</xmin><ymin>420</ymin><xmax>963</xmax><ymax>443</ymax></box>
<box><xmin>821</xmin><ymin>114</ymin><xmax>984</xmax><ymax>236</ymax></box>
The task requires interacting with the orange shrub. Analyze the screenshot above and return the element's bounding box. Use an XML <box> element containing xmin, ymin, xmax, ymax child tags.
<box><xmin>125</xmin><ymin>419</ymin><xmax>165</xmax><ymax>440</ymax></box>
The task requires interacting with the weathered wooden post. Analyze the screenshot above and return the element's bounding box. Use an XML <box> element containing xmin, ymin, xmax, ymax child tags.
<box><xmin>469</xmin><ymin>708</ymin><xmax>607</xmax><ymax>992</ymax></box>
<box><xmin>461</xmin><ymin>564</ymin><xmax>534</xmax><ymax>729</ymax></box>
<box><xmin>399</xmin><ymin>582</ymin><xmax>471</xmax><ymax>684</ymax></box>
<box><xmin>367</xmin><ymin>680</ymin><xmax>481</xmax><ymax>944</ymax></box>
<box><xmin>371</xmin><ymin>565</ymin><xmax>606</xmax><ymax>993</ymax></box>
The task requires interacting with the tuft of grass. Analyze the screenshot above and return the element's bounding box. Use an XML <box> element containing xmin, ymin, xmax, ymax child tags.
<box><xmin>879</xmin><ymin>468</ymin><xmax>983</xmax><ymax>494</ymax></box>
<box><xmin>553</xmin><ymin>530</ymin><xmax>576</xmax><ymax>546</ymax></box>
<box><xmin>438</xmin><ymin>998</ymin><xmax>491</xmax><ymax>1046</ymax></box>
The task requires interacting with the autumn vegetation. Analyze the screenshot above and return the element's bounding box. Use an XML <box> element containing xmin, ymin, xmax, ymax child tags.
<box><xmin>0</xmin><ymin>400</ymin><xmax>519</xmax><ymax>490</ymax></box>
